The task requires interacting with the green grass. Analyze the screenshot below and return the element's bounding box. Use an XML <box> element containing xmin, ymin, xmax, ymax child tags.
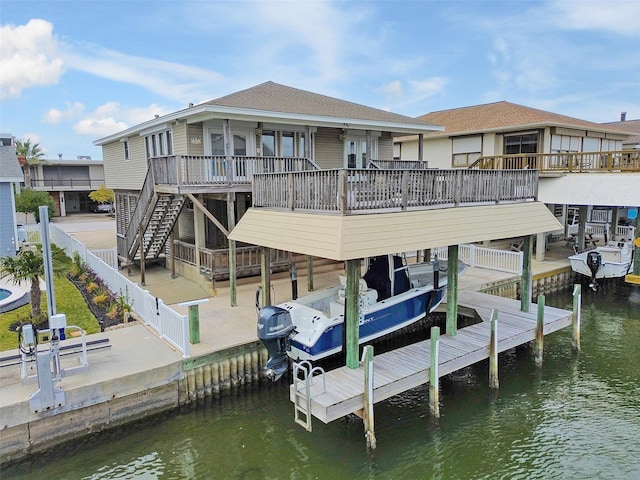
<box><xmin>0</xmin><ymin>275</ymin><xmax>100</xmax><ymax>352</ymax></box>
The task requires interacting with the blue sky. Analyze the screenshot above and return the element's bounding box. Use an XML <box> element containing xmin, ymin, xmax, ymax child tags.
<box><xmin>1</xmin><ymin>0</ymin><xmax>639</xmax><ymax>160</ymax></box>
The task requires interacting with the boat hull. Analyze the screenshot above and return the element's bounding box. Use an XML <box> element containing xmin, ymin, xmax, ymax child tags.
<box><xmin>288</xmin><ymin>287</ymin><xmax>444</xmax><ymax>361</ymax></box>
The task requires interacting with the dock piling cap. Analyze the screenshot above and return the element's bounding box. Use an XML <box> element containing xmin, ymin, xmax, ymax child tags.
<box><xmin>177</xmin><ymin>298</ymin><xmax>210</xmax><ymax>307</ymax></box>
<box><xmin>634</xmin><ymin>238</ymin><xmax>640</xmax><ymax>248</ymax></box>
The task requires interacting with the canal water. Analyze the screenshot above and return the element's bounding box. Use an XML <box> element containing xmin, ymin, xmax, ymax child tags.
<box><xmin>5</xmin><ymin>282</ymin><xmax>640</xmax><ymax>479</ymax></box>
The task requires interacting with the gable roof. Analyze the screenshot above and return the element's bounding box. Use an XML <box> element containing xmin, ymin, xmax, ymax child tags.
<box><xmin>0</xmin><ymin>145</ymin><xmax>24</xmax><ymax>183</ymax></box>
<box><xmin>95</xmin><ymin>81</ymin><xmax>443</xmax><ymax>145</ymax></box>
<box><xmin>601</xmin><ymin>119</ymin><xmax>640</xmax><ymax>146</ymax></box>
<box><xmin>414</xmin><ymin>101</ymin><xmax>632</xmax><ymax>138</ymax></box>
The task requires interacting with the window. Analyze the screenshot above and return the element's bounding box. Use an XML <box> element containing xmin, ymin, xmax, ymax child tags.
<box><xmin>281</xmin><ymin>132</ymin><xmax>294</xmax><ymax>157</ymax></box>
<box><xmin>343</xmin><ymin>136</ymin><xmax>377</xmax><ymax>168</ymax></box>
<box><xmin>123</xmin><ymin>141</ymin><xmax>129</xmax><ymax>161</ymax></box>
<box><xmin>505</xmin><ymin>133</ymin><xmax>538</xmax><ymax>154</ymax></box>
<box><xmin>262</xmin><ymin>131</ymin><xmax>276</xmax><ymax>156</ymax></box>
<box><xmin>151</xmin><ymin>134</ymin><xmax>158</xmax><ymax>157</ymax></box>
<box><xmin>452</xmin><ymin>136</ymin><xmax>482</xmax><ymax>167</ymax></box>
<box><xmin>166</xmin><ymin>130</ymin><xmax>173</xmax><ymax>155</ymax></box>
<box><xmin>158</xmin><ymin>132</ymin><xmax>165</xmax><ymax>155</ymax></box>
<box><xmin>145</xmin><ymin>137</ymin><xmax>151</xmax><ymax>159</ymax></box>
<box><xmin>299</xmin><ymin>134</ymin><xmax>306</xmax><ymax>157</ymax></box>
<box><xmin>211</xmin><ymin>133</ymin><xmax>224</xmax><ymax>155</ymax></box>
<box><xmin>550</xmin><ymin>135</ymin><xmax>580</xmax><ymax>153</ymax></box>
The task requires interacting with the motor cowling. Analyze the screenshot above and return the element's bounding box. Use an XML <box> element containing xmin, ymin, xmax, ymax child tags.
<box><xmin>586</xmin><ymin>251</ymin><xmax>602</xmax><ymax>291</ymax></box>
<box><xmin>257</xmin><ymin>306</ymin><xmax>294</xmax><ymax>381</ymax></box>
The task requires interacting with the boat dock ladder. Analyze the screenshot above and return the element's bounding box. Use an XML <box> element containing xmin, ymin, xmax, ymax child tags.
<box><xmin>292</xmin><ymin>361</ymin><xmax>325</xmax><ymax>432</ymax></box>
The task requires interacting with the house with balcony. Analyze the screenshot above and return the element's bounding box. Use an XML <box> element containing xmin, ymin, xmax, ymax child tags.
<box><xmin>0</xmin><ymin>134</ymin><xmax>25</xmax><ymax>257</ymax></box>
<box><xmin>95</xmin><ymin>81</ymin><xmax>447</xmax><ymax>287</ymax></box>
<box><xmin>28</xmin><ymin>157</ymin><xmax>106</xmax><ymax>216</ymax></box>
<box><xmin>96</xmin><ymin>82</ymin><xmax>563</xmax><ymax>299</ymax></box>
<box><xmin>394</xmin><ymin>101</ymin><xmax>639</xmax><ymax>255</ymax></box>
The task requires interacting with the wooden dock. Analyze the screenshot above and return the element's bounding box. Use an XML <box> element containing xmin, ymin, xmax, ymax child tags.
<box><xmin>290</xmin><ymin>290</ymin><xmax>574</xmax><ymax>424</ymax></box>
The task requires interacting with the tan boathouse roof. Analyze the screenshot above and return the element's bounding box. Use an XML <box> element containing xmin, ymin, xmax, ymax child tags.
<box><xmin>229</xmin><ymin>202</ymin><xmax>562</xmax><ymax>261</ymax></box>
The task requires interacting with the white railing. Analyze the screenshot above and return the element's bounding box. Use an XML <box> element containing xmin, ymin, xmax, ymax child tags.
<box><xmin>616</xmin><ymin>225</ymin><xmax>636</xmax><ymax>241</ymax></box>
<box><xmin>45</xmin><ymin>224</ymin><xmax>191</xmax><ymax>357</ymax></box>
<box><xmin>430</xmin><ymin>244</ymin><xmax>523</xmax><ymax>275</ymax></box>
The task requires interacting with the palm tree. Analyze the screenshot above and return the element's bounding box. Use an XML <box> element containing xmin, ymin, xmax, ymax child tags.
<box><xmin>0</xmin><ymin>245</ymin><xmax>70</xmax><ymax>318</ymax></box>
<box><xmin>15</xmin><ymin>139</ymin><xmax>47</xmax><ymax>188</ymax></box>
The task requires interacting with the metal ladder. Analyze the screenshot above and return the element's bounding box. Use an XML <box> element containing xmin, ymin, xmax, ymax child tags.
<box><xmin>292</xmin><ymin>361</ymin><xmax>325</xmax><ymax>432</ymax></box>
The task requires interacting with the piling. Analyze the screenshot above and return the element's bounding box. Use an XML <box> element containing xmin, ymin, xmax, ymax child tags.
<box><xmin>429</xmin><ymin>326</ymin><xmax>440</xmax><ymax>418</ymax></box>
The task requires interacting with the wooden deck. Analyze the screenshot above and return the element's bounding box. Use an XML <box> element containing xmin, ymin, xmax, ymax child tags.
<box><xmin>290</xmin><ymin>290</ymin><xmax>573</xmax><ymax>423</ymax></box>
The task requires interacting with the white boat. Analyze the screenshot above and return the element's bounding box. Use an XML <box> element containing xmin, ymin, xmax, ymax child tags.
<box><xmin>568</xmin><ymin>239</ymin><xmax>634</xmax><ymax>290</ymax></box>
<box><xmin>257</xmin><ymin>254</ymin><xmax>466</xmax><ymax>381</ymax></box>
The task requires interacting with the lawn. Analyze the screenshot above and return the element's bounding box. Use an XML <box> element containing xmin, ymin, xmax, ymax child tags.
<box><xmin>0</xmin><ymin>275</ymin><xmax>100</xmax><ymax>353</ymax></box>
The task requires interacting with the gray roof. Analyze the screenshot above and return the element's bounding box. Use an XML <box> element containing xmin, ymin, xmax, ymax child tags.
<box><xmin>95</xmin><ymin>81</ymin><xmax>443</xmax><ymax>145</ymax></box>
<box><xmin>601</xmin><ymin>119</ymin><xmax>640</xmax><ymax>146</ymax></box>
<box><xmin>0</xmin><ymin>145</ymin><xmax>24</xmax><ymax>183</ymax></box>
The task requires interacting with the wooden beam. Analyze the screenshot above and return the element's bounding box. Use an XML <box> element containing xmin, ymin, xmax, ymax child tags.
<box><xmin>260</xmin><ymin>247</ymin><xmax>271</xmax><ymax>307</ymax></box>
<box><xmin>346</xmin><ymin>258</ymin><xmax>360</xmax><ymax>369</ymax></box>
<box><xmin>489</xmin><ymin>309</ymin><xmax>499</xmax><ymax>389</ymax></box>
<box><xmin>362</xmin><ymin>345</ymin><xmax>376</xmax><ymax>450</ymax></box>
<box><xmin>534</xmin><ymin>294</ymin><xmax>545</xmax><ymax>367</ymax></box>
<box><xmin>306</xmin><ymin>255</ymin><xmax>314</xmax><ymax>291</ymax></box>
<box><xmin>227</xmin><ymin>192</ymin><xmax>237</xmax><ymax>307</ymax></box>
<box><xmin>429</xmin><ymin>326</ymin><xmax>440</xmax><ymax>417</ymax></box>
<box><xmin>520</xmin><ymin>235</ymin><xmax>533</xmax><ymax>312</ymax></box>
<box><xmin>169</xmin><ymin>229</ymin><xmax>176</xmax><ymax>279</ymax></box>
<box><xmin>187</xmin><ymin>193</ymin><xmax>230</xmax><ymax>237</ymax></box>
<box><xmin>139</xmin><ymin>223</ymin><xmax>145</xmax><ymax>286</ymax></box>
<box><xmin>572</xmin><ymin>284</ymin><xmax>581</xmax><ymax>352</ymax></box>
<box><xmin>446</xmin><ymin>245</ymin><xmax>459</xmax><ymax>336</ymax></box>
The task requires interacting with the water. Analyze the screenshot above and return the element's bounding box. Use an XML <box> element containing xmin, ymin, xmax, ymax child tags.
<box><xmin>0</xmin><ymin>288</ymin><xmax>10</xmax><ymax>301</ymax></box>
<box><xmin>5</xmin><ymin>283</ymin><xmax>640</xmax><ymax>479</ymax></box>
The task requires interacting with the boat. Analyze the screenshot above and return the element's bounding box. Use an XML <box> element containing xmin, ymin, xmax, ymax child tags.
<box><xmin>257</xmin><ymin>254</ymin><xmax>466</xmax><ymax>381</ymax></box>
<box><xmin>568</xmin><ymin>239</ymin><xmax>634</xmax><ymax>290</ymax></box>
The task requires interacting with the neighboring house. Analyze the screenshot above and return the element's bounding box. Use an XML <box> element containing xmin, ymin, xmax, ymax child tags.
<box><xmin>95</xmin><ymin>81</ymin><xmax>443</xmax><ymax>284</ymax></box>
<box><xmin>602</xmin><ymin>113</ymin><xmax>640</xmax><ymax>150</ymax></box>
<box><xmin>0</xmin><ymin>134</ymin><xmax>25</xmax><ymax>257</ymax></box>
<box><xmin>395</xmin><ymin>101</ymin><xmax>639</xmax><ymax>254</ymax></box>
<box><xmin>28</xmin><ymin>157</ymin><xmax>106</xmax><ymax>216</ymax></box>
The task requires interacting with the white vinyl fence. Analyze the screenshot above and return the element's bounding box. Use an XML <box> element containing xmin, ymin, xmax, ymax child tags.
<box><xmin>430</xmin><ymin>244</ymin><xmax>524</xmax><ymax>275</ymax></box>
<box><xmin>43</xmin><ymin>224</ymin><xmax>191</xmax><ymax>358</ymax></box>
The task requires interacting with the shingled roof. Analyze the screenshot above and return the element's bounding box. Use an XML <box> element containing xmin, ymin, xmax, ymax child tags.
<box><xmin>204</xmin><ymin>81</ymin><xmax>438</xmax><ymax>127</ymax></box>
<box><xmin>602</xmin><ymin>118</ymin><xmax>640</xmax><ymax>146</ymax></box>
<box><xmin>0</xmin><ymin>145</ymin><xmax>24</xmax><ymax>183</ymax></box>
<box><xmin>416</xmin><ymin>101</ymin><xmax>632</xmax><ymax>138</ymax></box>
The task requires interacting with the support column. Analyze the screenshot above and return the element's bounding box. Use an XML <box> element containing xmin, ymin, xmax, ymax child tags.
<box><xmin>178</xmin><ymin>299</ymin><xmax>209</xmax><ymax>345</ymax></box>
<box><xmin>260</xmin><ymin>247</ymin><xmax>271</xmax><ymax>307</ymax></box>
<box><xmin>489</xmin><ymin>309</ymin><xmax>499</xmax><ymax>389</ymax></box>
<box><xmin>520</xmin><ymin>235</ymin><xmax>533</xmax><ymax>312</ymax></box>
<box><xmin>536</xmin><ymin>232</ymin><xmax>545</xmax><ymax>262</ymax></box>
<box><xmin>572</xmin><ymin>284</ymin><xmax>581</xmax><ymax>352</ymax></box>
<box><xmin>227</xmin><ymin>192</ymin><xmax>237</xmax><ymax>307</ymax></box>
<box><xmin>446</xmin><ymin>245</ymin><xmax>459</xmax><ymax>336</ymax></box>
<box><xmin>139</xmin><ymin>223</ymin><xmax>146</xmax><ymax>287</ymax></box>
<box><xmin>362</xmin><ymin>345</ymin><xmax>376</xmax><ymax>450</ymax></box>
<box><xmin>306</xmin><ymin>255</ymin><xmax>314</xmax><ymax>291</ymax></box>
<box><xmin>577</xmin><ymin>205</ymin><xmax>588</xmax><ymax>251</ymax></box>
<box><xmin>169</xmin><ymin>229</ymin><xmax>176</xmax><ymax>279</ymax></box>
<box><xmin>429</xmin><ymin>326</ymin><xmax>440</xmax><ymax>417</ymax></box>
<box><xmin>418</xmin><ymin>133</ymin><xmax>424</xmax><ymax>162</ymax></box>
<box><xmin>345</xmin><ymin>258</ymin><xmax>360</xmax><ymax>369</ymax></box>
<box><xmin>193</xmin><ymin>195</ymin><xmax>206</xmax><ymax>274</ymax></box>
<box><xmin>534</xmin><ymin>294</ymin><xmax>545</xmax><ymax>367</ymax></box>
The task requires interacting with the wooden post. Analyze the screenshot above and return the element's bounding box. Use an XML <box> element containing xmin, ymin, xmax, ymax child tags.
<box><xmin>306</xmin><ymin>255</ymin><xmax>314</xmax><ymax>291</ymax></box>
<box><xmin>446</xmin><ymin>245</ymin><xmax>459</xmax><ymax>336</ymax></box>
<box><xmin>338</xmin><ymin>169</ymin><xmax>348</xmax><ymax>214</ymax></box>
<box><xmin>260</xmin><ymin>247</ymin><xmax>271</xmax><ymax>307</ymax></box>
<box><xmin>429</xmin><ymin>326</ymin><xmax>440</xmax><ymax>418</ymax></box>
<box><xmin>520</xmin><ymin>235</ymin><xmax>533</xmax><ymax>312</ymax></box>
<box><xmin>362</xmin><ymin>345</ymin><xmax>376</xmax><ymax>450</ymax></box>
<box><xmin>534</xmin><ymin>294</ymin><xmax>545</xmax><ymax>367</ymax></box>
<box><xmin>418</xmin><ymin>133</ymin><xmax>424</xmax><ymax>162</ymax></box>
<box><xmin>139</xmin><ymin>223</ymin><xmax>145</xmax><ymax>286</ymax></box>
<box><xmin>489</xmin><ymin>309</ymin><xmax>499</xmax><ymax>389</ymax></box>
<box><xmin>169</xmin><ymin>229</ymin><xmax>176</xmax><ymax>279</ymax></box>
<box><xmin>346</xmin><ymin>258</ymin><xmax>360</xmax><ymax>369</ymax></box>
<box><xmin>572</xmin><ymin>284</ymin><xmax>581</xmax><ymax>352</ymax></box>
<box><xmin>227</xmin><ymin>192</ymin><xmax>237</xmax><ymax>307</ymax></box>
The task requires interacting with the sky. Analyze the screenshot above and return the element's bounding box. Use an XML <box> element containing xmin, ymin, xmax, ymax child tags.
<box><xmin>1</xmin><ymin>0</ymin><xmax>639</xmax><ymax>160</ymax></box>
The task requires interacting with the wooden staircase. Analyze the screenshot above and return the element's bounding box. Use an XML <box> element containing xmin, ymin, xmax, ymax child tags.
<box><xmin>124</xmin><ymin>169</ymin><xmax>185</xmax><ymax>262</ymax></box>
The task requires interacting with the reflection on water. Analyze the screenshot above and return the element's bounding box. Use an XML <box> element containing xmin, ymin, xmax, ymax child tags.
<box><xmin>5</xmin><ymin>281</ymin><xmax>640</xmax><ymax>479</ymax></box>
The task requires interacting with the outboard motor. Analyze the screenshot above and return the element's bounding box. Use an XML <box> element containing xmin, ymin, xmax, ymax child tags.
<box><xmin>257</xmin><ymin>306</ymin><xmax>294</xmax><ymax>382</ymax></box>
<box><xmin>586</xmin><ymin>251</ymin><xmax>602</xmax><ymax>291</ymax></box>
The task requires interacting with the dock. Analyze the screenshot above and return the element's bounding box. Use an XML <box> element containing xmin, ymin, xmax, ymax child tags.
<box><xmin>290</xmin><ymin>290</ymin><xmax>574</xmax><ymax>424</ymax></box>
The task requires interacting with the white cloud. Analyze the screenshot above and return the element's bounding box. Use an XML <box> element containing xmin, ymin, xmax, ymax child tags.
<box><xmin>44</xmin><ymin>102</ymin><xmax>85</xmax><ymax>124</ymax></box>
<box><xmin>72</xmin><ymin>102</ymin><xmax>171</xmax><ymax>137</ymax></box>
<box><xmin>0</xmin><ymin>19</ymin><xmax>65</xmax><ymax>99</ymax></box>
<box><xmin>410</xmin><ymin>78</ymin><xmax>447</xmax><ymax>98</ymax></box>
<box><xmin>379</xmin><ymin>81</ymin><xmax>404</xmax><ymax>98</ymax></box>
<box><xmin>549</xmin><ymin>0</ymin><xmax>640</xmax><ymax>36</ymax></box>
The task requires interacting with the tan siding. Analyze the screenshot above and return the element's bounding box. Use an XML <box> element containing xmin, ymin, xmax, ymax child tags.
<box><xmin>230</xmin><ymin>203</ymin><xmax>562</xmax><ymax>261</ymax></box>
<box><xmin>314</xmin><ymin>127</ymin><xmax>343</xmax><ymax>169</ymax></box>
<box><xmin>172</xmin><ymin>123</ymin><xmax>188</xmax><ymax>154</ymax></box>
<box><xmin>186</xmin><ymin>123</ymin><xmax>205</xmax><ymax>156</ymax></box>
<box><xmin>377</xmin><ymin>132</ymin><xmax>393</xmax><ymax>160</ymax></box>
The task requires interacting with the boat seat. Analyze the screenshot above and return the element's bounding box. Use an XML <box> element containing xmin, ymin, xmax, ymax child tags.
<box><xmin>338</xmin><ymin>275</ymin><xmax>368</xmax><ymax>293</ymax></box>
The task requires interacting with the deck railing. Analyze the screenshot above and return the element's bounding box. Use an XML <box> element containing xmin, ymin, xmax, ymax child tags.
<box><xmin>252</xmin><ymin>168</ymin><xmax>538</xmax><ymax>214</ymax></box>
<box><xmin>173</xmin><ymin>240</ymin><xmax>292</xmax><ymax>279</ymax></box>
<box><xmin>30</xmin><ymin>178</ymin><xmax>106</xmax><ymax>189</ymax></box>
<box><xmin>431</xmin><ymin>244</ymin><xmax>523</xmax><ymax>275</ymax></box>
<box><xmin>151</xmin><ymin>155</ymin><xmax>320</xmax><ymax>187</ymax></box>
<box><xmin>368</xmin><ymin>160</ymin><xmax>431</xmax><ymax>170</ymax></box>
<box><xmin>470</xmin><ymin>150</ymin><xmax>640</xmax><ymax>173</ymax></box>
